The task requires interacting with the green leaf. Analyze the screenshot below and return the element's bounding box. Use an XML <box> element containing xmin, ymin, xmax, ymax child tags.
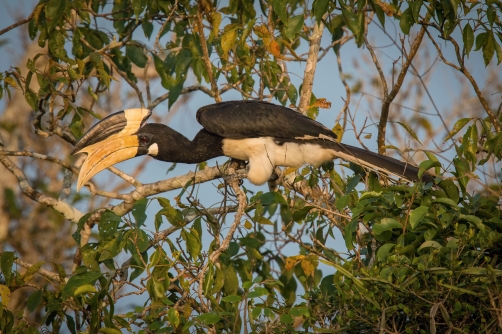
<box><xmin>142</xmin><ymin>19</ymin><xmax>153</xmax><ymax>39</ymax></box>
<box><xmin>397</xmin><ymin>122</ymin><xmax>422</xmax><ymax>144</ymax></box>
<box><xmin>224</xmin><ymin>265</ymin><xmax>239</xmax><ymax>295</ymax></box>
<box><xmin>411</xmin><ymin>0</ymin><xmax>423</xmax><ymax>23</ymax></box>
<box><xmin>98</xmin><ymin>210</ymin><xmax>122</xmax><ymax>239</ymax></box>
<box><xmin>260</xmin><ymin>192</ymin><xmax>287</xmax><ymax>205</ymax></box>
<box><xmin>181</xmin><ymin>229</ymin><xmax>201</xmax><ymax>259</ymax></box>
<box><xmin>27</xmin><ymin>289</ymin><xmax>43</xmax><ymax>312</ymax></box>
<box><xmin>222</xmin><ymin>295</ymin><xmax>242</xmax><ymax>303</ymax></box>
<box><xmin>437</xmin><ymin>282</ymin><xmax>480</xmax><ymax>296</ymax></box>
<box><xmin>167</xmin><ymin>308</ymin><xmax>180</xmax><ymax>328</ymax></box>
<box><xmin>463</xmin><ymin>23</ymin><xmax>474</xmax><ymax>57</ymax></box>
<box><xmin>377</xmin><ymin>243</ymin><xmax>395</xmax><ymax>262</ymax></box>
<box><xmin>206</xmin><ymin>265</ymin><xmax>222</xmax><ymax>294</ymax></box>
<box><xmin>475</xmin><ymin>32</ymin><xmax>487</xmax><ymax>51</ymax></box>
<box><xmin>203</xmin><ymin>264</ymin><xmax>214</xmax><ymax>296</ymax></box>
<box><xmin>313</xmin><ymin>0</ymin><xmax>329</xmax><ymax>25</ymax></box>
<box><xmin>482</xmin><ymin>31</ymin><xmax>495</xmax><ymax>66</ymax></box>
<box><xmin>460</xmin><ymin>214</ymin><xmax>486</xmax><ymax>232</ymax></box>
<box><xmin>494</xmin><ymin>34</ymin><xmax>502</xmax><ymax>65</ymax></box>
<box><xmin>132</xmin><ymin>198</ymin><xmax>148</xmax><ymax>227</ymax></box>
<box><xmin>418</xmin><ymin>240</ymin><xmax>442</xmax><ymax>251</ymax></box>
<box><xmin>45</xmin><ymin>0</ymin><xmax>66</xmax><ymax>32</ymax></box>
<box><xmin>409</xmin><ymin>206</ymin><xmax>429</xmax><ymax>230</ymax></box>
<box><xmin>48</xmin><ymin>29</ymin><xmax>68</xmax><ymax>60</ymax></box>
<box><xmin>65</xmin><ymin>314</ymin><xmax>77</xmax><ymax>334</ymax></box>
<box><xmin>341</xmin><ymin>7</ymin><xmax>364</xmax><ymax>47</ymax></box>
<box><xmin>99</xmin><ymin>329</ymin><xmax>122</xmax><ymax>334</ymax></box>
<box><xmin>273</xmin><ymin>0</ymin><xmax>288</xmax><ymax>24</ymax></box>
<box><xmin>197</xmin><ymin>312</ymin><xmax>220</xmax><ymax>325</ymax></box>
<box><xmin>280</xmin><ymin>313</ymin><xmax>294</xmax><ymax>324</ymax></box>
<box><xmin>444</xmin><ymin>118</ymin><xmax>472</xmax><ymax>142</ymax></box>
<box><xmin>157</xmin><ymin>198</ymin><xmax>185</xmax><ymax>227</ymax></box>
<box><xmin>373</xmin><ymin>218</ymin><xmax>402</xmax><ymax>236</ymax></box>
<box><xmin>126</xmin><ymin>44</ymin><xmax>148</xmax><ymax>68</ymax></box>
<box><xmin>1</xmin><ymin>251</ymin><xmax>15</xmax><ymax>286</ymax></box>
<box><xmin>285</xmin><ymin>15</ymin><xmax>304</xmax><ymax>42</ymax></box>
<box><xmin>247</xmin><ymin>287</ymin><xmax>269</xmax><ymax>298</ymax></box>
<box><xmin>418</xmin><ymin>160</ymin><xmax>441</xmax><ymax>179</ymax></box>
<box><xmin>399</xmin><ymin>8</ymin><xmax>414</xmax><ymax>35</ymax></box>
<box><xmin>433</xmin><ymin>197</ymin><xmax>459</xmax><ymax>209</ymax></box>
<box><xmin>62</xmin><ymin>271</ymin><xmax>102</xmax><ymax>300</ymax></box>
<box><xmin>487</xmin><ymin>6</ymin><xmax>496</xmax><ymax>27</ymax></box>
<box><xmin>462</xmin><ymin>125</ymin><xmax>478</xmax><ymax>169</ymax></box>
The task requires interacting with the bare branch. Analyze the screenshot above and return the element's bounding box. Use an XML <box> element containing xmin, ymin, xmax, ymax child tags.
<box><xmin>0</xmin><ymin>155</ymin><xmax>84</xmax><ymax>223</ymax></box>
<box><xmin>0</xmin><ymin>10</ymin><xmax>34</xmax><ymax>36</ymax></box>
<box><xmin>196</xmin><ymin>2</ymin><xmax>221</xmax><ymax>103</ymax></box>
<box><xmin>298</xmin><ymin>17</ymin><xmax>327</xmax><ymax>113</ymax></box>
<box><xmin>377</xmin><ymin>20</ymin><xmax>429</xmax><ymax>154</ymax></box>
<box><xmin>153</xmin><ymin>0</ymin><xmax>178</xmax><ymax>53</ymax></box>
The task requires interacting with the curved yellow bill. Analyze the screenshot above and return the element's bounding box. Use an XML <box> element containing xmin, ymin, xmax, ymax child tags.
<box><xmin>74</xmin><ymin>108</ymin><xmax>151</xmax><ymax>191</ymax></box>
<box><xmin>76</xmin><ymin>136</ymin><xmax>140</xmax><ymax>191</ymax></box>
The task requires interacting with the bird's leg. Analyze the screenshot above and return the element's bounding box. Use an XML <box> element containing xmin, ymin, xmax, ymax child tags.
<box><xmin>267</xmin><ymin>167</ymin><xmax>282</xmax><ymax>192</ymax></box>
<box><xmin>223</xmin><ymin>159</ymin><xmax>247</xmax><ymax>184</ymax></box>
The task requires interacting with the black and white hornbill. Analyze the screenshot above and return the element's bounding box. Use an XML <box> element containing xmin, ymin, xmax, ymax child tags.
<box><xmin>72</xmin><ymin>100</ymin><xmax>433</xmax><ymax>190</ymax></box>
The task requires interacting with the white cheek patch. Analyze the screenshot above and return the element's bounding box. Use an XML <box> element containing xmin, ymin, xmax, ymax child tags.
<box><xmin>148</xmin><ymin>143</ymin><xmax>159</xmax><ymax>156</ymax></box>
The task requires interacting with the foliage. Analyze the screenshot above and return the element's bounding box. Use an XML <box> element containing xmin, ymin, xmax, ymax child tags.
<box><xmin>0</xmin><ymin>0</ymin><xmax>501</xmax><ymax>333</ymax></box>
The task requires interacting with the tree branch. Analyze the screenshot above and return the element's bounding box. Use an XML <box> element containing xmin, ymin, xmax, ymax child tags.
<box><xmin>196</xmin><ymin>2</ymin><xmax>221</xmax><ymax>103</ymax></box>
<box><xmin>298</xmin><ymin>17</ymin><xmax>326</xmax><ymax>113</ymax></box>
<box><xmin>0</xmin><ymin>155</ymin><xmax>84</xmax><ymax>223</ymax></box>
<box><xmin>377</xmin><ymin>22</ymin><xmax>428</xmax><ymax>154</ymax></box>
<box><xmin>0</xmin><ymin>10</ymin><xmax>34</xmax><ymax>36</ymax></box>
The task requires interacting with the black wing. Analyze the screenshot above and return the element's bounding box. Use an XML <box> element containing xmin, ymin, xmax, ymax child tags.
<box><xmin>196</xmin><ymin>100</ymin><xmax>337</xmax><ymax>141</ymax></box>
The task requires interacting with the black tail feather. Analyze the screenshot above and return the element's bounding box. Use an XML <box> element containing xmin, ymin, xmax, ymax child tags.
<box><xmin>331</xmin><ymin>142</ymin><xmax>434</xmax><ymax>183</ymax></box>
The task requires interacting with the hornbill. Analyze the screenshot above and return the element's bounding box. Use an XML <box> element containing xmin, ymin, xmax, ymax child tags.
<box><xmin>72</xmin><ymin>100</ymin><xmax>433</xmax><ymax>190</ymax></box>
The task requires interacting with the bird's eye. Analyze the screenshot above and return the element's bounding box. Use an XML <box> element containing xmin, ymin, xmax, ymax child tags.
<box><xmin>139</xmin><ymin>136</ymin><xmax>148</xmax><ymax>144</ymax></box>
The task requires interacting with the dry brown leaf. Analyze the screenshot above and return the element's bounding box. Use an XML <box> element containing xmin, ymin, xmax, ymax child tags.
<box><xmin>377</xmin><ymin>0</ymin><xmax>395</xmax><ymax>16</ymax></box>
<box><xmin>312</xmin><ymin>98</ymin><xmax>332</xmax><ymax>109</ymax></box>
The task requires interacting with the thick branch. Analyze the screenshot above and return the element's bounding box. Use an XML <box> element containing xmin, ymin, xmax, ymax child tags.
<box><xmin>298</xmin><ymin>17</ymin><xmax>326</xmax><ymax>113</ymax></box>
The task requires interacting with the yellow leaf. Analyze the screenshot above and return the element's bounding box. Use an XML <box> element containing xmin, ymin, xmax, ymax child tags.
<box><xmin>364</xmin><ymin>133</ymin><xmax>372</xmax><ymax>139</ymax></box>
<box><xmin>244</xmin><ymin>220</ymin><xmax>253</xmax><ymax>229</ymax></box>
<box><xmin>284</xmin><ymin>167</ymin><xmax>298</xmax><ymax>175</ymax></box>
<box><xmin>301</xmin><ymin>255</ymin><xmax>319</xmax><ymax>277</ymax></box>
<box><xmin>4</xmin><ymin>77</ymin><xmax>17</xmax><ymax>88</ymax></box>
<box><xmin>285</xmin><ymin>255</ymin><xmax>304</xmax><ymax>270</ymax></box>
<box><xmin>210</xmin><ymin>11</ymin><xmax>222</xmax><ymax>37</ymax></box>
<box><xmin>253</xmin><ymin>24</ymin><xmax>270</xmax><ymax>38</ymax></box>
<box><xmin>0</xmin><ymin>284</ymin><xmax>10</xmax><ymax>305</ymax></box>
<box><xmin>221</xmin><ymin>27</ymin><xmax>238</xmax><ymax>58</ymax></box>
<box><xmin>332</xmin><ymin>123</ymin><xmax>343</xmax><ymax>142</ymax></box>
<box><xmin>74</xmin><ymin>284</ymin><xmax>97</xmax><ymax>296</ymax></box>
<box><xmin>183</xmin><ymin>303</ymin><xmax>192</xmax><ymax>317</ymax></box>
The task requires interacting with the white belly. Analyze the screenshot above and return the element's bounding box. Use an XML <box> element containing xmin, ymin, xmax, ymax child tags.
<box><xmin>222</xmin><ymin>137</ymin><xmax>333</xmax><ymax>185</ymax></box>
